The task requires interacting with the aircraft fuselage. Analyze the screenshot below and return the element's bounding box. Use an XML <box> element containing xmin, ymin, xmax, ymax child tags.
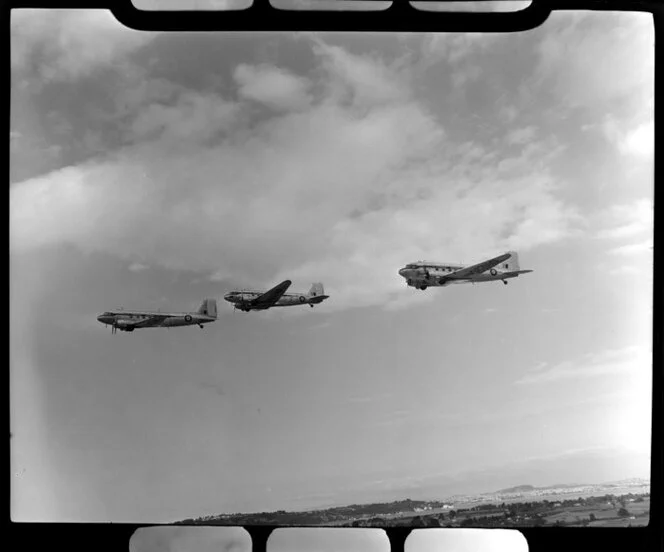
<box><xmin>96</xmin><ymin>310</ymin><xmax>216</xmax><ymax>332</ymax></box>
<box><xmin>398</xmin><ymin>257</ymin><xmax>531</xmax><ymax>290</ymax></box>
<box><xmin>224</xmin><ymin>291</ymin><xmax>327</xmax><ymax>310</ymax></box>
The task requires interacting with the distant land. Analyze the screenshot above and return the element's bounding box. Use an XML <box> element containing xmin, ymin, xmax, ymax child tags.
<box><xmin>176</xmin><ymin>477</ymin><xmax>650</xmax><ymax>526</ymax></box>
<box><xmin>495</xmin><ymin>485</ymin><xmax>538</xmax><ymax>494</ymax></box>
<box><xmin>496</xmin><ymin>483</ymin><xmax>598</xmax><ymax>493</ymax></box>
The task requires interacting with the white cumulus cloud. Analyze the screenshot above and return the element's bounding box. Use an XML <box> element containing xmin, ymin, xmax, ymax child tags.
<box><xmin>596</xmin><ymin>198</ymin><xmax>653</xmax><ymax>240</ymax></box>
<box><xmin>10</xmin><ymin>40</ymin><xmax>579</xmax><ymax>312</ymax></box>
<box><xmin>533</xmin><ymin>12</ymin><xmax>653</xmax><ymax>111</ymax></box>
<box><xmin>234</xmin><ymin>64</ymin><xmax>312</xmax><ymax>111</ymax></box>
<box><xmin>11</xmin><ymin>9</ymin><xmax>155</xmax><ymax>83</ymax></box>
<box><xmin>601</xmin><ymin>117</ymin><xmax>654</xmax><ymax>159</ymax></box>
<box><xmin>516</xmin><ymin>345</ymin><xmax>649</xmax><ymax>385</ymax></box>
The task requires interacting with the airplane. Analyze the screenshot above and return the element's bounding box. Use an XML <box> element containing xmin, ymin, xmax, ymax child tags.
<box><xmin>224</xmin><ymin>280</ymin><xmax>329</xmax><ymax>312</ymax></box>
<box><xmin>96</xmin><ymin>298</ymin><xmax>217</xmax><ymax>334</ymax></box>
<box><xmin>398</xmin><ymin>251</ymin><xmax>533</xmax><ymax>290</ymax></box>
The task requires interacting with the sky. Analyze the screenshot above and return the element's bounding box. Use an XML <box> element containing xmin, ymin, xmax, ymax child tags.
<box><xmin>10</xmin><ymin>8</ymin><xmax>654</xmax><ymax>523</ymax></box>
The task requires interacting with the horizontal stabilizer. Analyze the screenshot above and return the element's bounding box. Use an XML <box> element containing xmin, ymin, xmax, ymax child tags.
<box><xmin>502</xmin><ymin>270</ymin><xmax>533</xmax><ymax>277</ymax></box>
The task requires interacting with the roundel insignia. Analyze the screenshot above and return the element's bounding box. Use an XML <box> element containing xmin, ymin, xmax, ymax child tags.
<box><xmin>185</xmin><ymin>314</ymin><xmax>192</xmax><ymax>322</ymax></box>
<box><xmin>299</xmin><ymin>296</ymin><xmax>306</xmax><ymax>303</ymax></box>
<box><xmin>490</xmin><ymin>268</ymin><xmax>498</xmax><ymax>276</ymax></box>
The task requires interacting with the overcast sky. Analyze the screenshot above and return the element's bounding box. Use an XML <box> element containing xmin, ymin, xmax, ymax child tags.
<box><xmin>10</xmin><ymin>8</ymin><xmax>653</xmax><ymax>523</ymax></box>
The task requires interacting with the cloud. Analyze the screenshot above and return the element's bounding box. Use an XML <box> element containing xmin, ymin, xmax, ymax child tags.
<box><xmin>532</xmin><ymin>12</ymin><xmax>654</xmax><ymax>113</ymax></box>
<box><xmin>383</xmin><ymin>292</ymin><xmax>440</xmax><ymax>313</ymax></box>
<box><xmin>312</xmin><ymin>39</ymin><xmax>412</xmax><ymax>105</ymax></box>
<box><xmin>451</xmin><ymin>64</ymin><xmax>481</xmax><ymax>88</ymax></box>
<box><xmin>10</xmin><ymin>39</ymin><xmax>579</xmax><ymax>313</ymax></box>
<box><xmin>506</xmin><ymin>126</ymin><xmax>537</xmax><ymax>146</ymax></box>
<box><xmin>608</xmin><ymin>239</ymin><xmax>653</xmax><ymax>256</ymax></box>
<box><xmin>129</xmin><ymin>90</ymin><xmax>240</xmax><ymax>143</ymax></box>
<box><xmin>608</xmin><ymin>265</ymin><xmax>642</xmax><ymax>277</ymax></box>
<box><xmin>601</xmin><ymin>117</ymin><xmax>654</xmax><ymax>159</ymax></box>
<box><xmin>621</xmin><ymin>120</ymin><xmax>654</xmax><ymax>157</ymax></box>
<box><xmin>11</xmin><ymin>10</ymin><xmax>155</xmax><ymax>83</ymax></box>
<box><xmin>593</xmin><ymin>198</ymin><xmax>653</xmax><ymax>281</ymax></box>
<box><xmin>233</xmin><ymin>64</ymin><xmax>312</xmax><ymax>111</ymax></box>
<box><xmin>515</xmin><ymin>345</ymin><xmax>649</xmax><ymax>385</ymax></box>
<box><xmin>595</xmin><ymin>199</ymin><xmax>653</xmax><ymax>240</ymax></box>
<box><xmin>422</xmin><ymin>33</ymin><xmax>502</xmax><ymax>66</ymax></box>
<box><xmin>128</xmin><ymin>262</ymin><xmax>150</xmax><ymax>272</ymax></box>
<box><xmin>498</xmin><ymin>104</ymin><xmax>518</xmax><ymax>124</ymax></box>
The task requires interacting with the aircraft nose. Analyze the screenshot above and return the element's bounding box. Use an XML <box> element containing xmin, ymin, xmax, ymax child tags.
<box><xmin>97</xmin><ymin>315</ymin><xmax>111</xmax><ymax>324</ymax></box>
<box><xmin>398</xmin><ymin>268</ymin><xmax>408</xmax><ymax>277</ymax></box>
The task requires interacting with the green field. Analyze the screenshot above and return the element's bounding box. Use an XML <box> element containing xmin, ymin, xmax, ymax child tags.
<box><xmin>543</xmin><ymin>497</ymin><xmax>650</xmax><ymax>527</ymax></box>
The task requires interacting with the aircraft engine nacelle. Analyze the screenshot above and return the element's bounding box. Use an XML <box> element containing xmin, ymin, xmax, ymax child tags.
<box><xmin>114</xmin><ymin>320</ymin><xmax>135</xmax><ymax>332</ymax></box>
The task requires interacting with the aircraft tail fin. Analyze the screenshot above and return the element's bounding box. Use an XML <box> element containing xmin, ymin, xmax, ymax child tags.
<box><xmin>308</xmin><ymin>283</ymin><xmax>324</xmax><ymax>297</ymax></box>
<box><xmin>501</xmin><ymin>251</ymin><xmax>521</xmax><ymax>272</ymax></box>
<box><xmin>198</xmin><ymin>298</ymin><xmax>218</xmax><ymax>318</ymax></box>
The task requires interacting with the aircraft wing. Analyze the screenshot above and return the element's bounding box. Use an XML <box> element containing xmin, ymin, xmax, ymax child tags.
<box><xmin>126</xmin><ymin>314</ymin><xmax>170</xmax><ymax>328</ymax></box>
<box><xmin>445</xmin><ymin>252</ymin><xmax>512</xmax><ymax>280</ymax></box>
<box><xmin>249</xmin><ymin>280</ymin><xmax>292</xmax><ymax>309</ymax></box>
